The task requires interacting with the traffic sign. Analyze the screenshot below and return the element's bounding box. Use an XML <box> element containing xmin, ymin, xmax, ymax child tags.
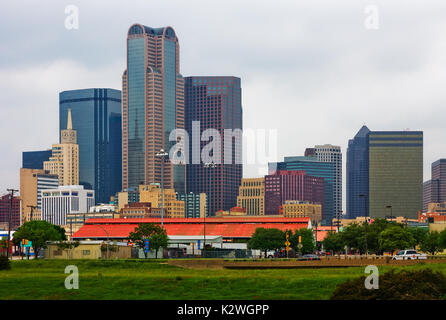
<box><xmin>197</xmin><ymin>240</ymin><xmax>201</xmax><ymax>250</ymax></box>
<box><xmin>144</xmin><ymin>239</ymin><xmax>149</xmax><ymax>253</ymax></box>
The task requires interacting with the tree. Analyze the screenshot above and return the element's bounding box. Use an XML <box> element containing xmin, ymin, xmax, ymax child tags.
<box><xmin>322</xmin><ymin>231</ymin><xmax>345</xmax><ymax>253</ymax></box>
<box><xmin>439</xmin><ymin>229</ymin><xmax>446</xmax><ymax>249</ymax></box>
<box><xmin>365</xmin><ymin>219</ymin><xmax>390</xmax><ymax>254</ymax></box>
<box><xmin>128</xmin><ymin>223</ymin><xmax>168</xmax><ymax>258</ymax></box>
<box><xmin>53</xmin><ymin>225</ymin><xmax>68</xmax><ymax>241</ymax></box>
<box><xmin>420</xmin><ymin>231</ymin><xmax>442</xmax><ymax>255</ymax></box>
<box><xmin>12</xmin><ymin>221</ymin><xmax>63</xmax><ymax>259</ymax></box>
<box><xmin>341</xmin><ymin>223</ymin><xmax>365</xmax><ymax>253</ymax></box>
<box><xmin>407</xmin><ymin>227</ymin><xmax>428</xmax><ymax>248</ymax></box>
<box><xmin>248</xmin><ymin>228</ymin><xmax>285</xmax><ymax>257</ymax></box>
<box><xmin>378</xmin><ymin>226</ymin><xmax>415</xmax><ymax>253</ymax></box>
<box><xmin>289</xmin><ymin>228</ymin><xmax>315</xmax><ymax>255</ymax></box>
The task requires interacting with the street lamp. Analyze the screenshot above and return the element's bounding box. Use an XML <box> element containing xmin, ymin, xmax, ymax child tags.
<box><xmin>203</xmin><ymin>161</ymin><xmax>217</xmax><ymax>257</ymax></box>
<box><xmin>336</xmin><ymin>210</ymin><xmax>343</xmax><ymax>232</ymax></box>
<box><xmin>156</xmin><ymin>149</ymin><xmax>169</xmax><ymax>230</ymax></box>
<box><xmin>386</xmin><ymin>205</ymin><xmax>393</xmax><ymax>222</ymax></box>
<box><xmin>359</xmin><ymin>194</ymin><xmax>368</xmax><ymax>257</ymax></box>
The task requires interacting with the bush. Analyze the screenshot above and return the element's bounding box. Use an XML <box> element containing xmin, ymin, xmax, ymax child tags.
<box><xmin>330</xmin><ymin>268</ymin><xmax>446</xmax><ymax>300</ymax></box>
<box><xmin>0</xmin><ymin>256</ymin><xmax>11</xmax><ymax>270</ymax></box>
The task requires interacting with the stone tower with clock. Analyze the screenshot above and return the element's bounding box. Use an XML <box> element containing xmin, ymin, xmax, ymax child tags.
<box><xmin>60</xmin><ymin>109</ymin><xmax>77</xmax><ymax>144</ymax></box>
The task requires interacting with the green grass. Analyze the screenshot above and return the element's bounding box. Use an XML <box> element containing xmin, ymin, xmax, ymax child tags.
<box><xmin>1</xmin><ymin>259</ymin><xmax>446</xmax><ymax>300</ymax></box>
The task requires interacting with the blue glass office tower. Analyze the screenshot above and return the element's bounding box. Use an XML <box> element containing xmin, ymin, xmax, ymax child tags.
<box><xmin>22</xmin><ymin>150</ymin><xmax>52</xmax><ymax>169</ymax></box>
<box><xmin>122</xmin><ymin>24</ymin><xmax>185</xmax><ymax>193</ymax></box>
<box><xmin>346</xmin><ymin>125</ymin><xmax>370</xmax><ymax>218</ymax></box>
<box><xmin>269</xmin><ymin>157</ymin><xmax>335</xmax><ymax>225</ymax></box>
<box><xmin>59</xmin><ymin>88</ymin><xmax>122</xmax><ymax>204</ymax></box>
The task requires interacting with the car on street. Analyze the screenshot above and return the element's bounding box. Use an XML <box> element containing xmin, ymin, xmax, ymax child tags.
<box><xmin>299</xmin><ymin>254</ymin><xmax>321</xmax><ymax>261</ymax></box>
<box><xmin>392</xmin><ymin>249</ymin><xmax>427</xmax><ymax>260</ymax></box>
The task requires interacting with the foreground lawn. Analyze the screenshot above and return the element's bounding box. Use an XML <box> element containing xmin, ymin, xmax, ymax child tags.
<box><xmin>1</xmin><ymin>259</ymin><xmax>446</xmax><ymax>300</ymax></box>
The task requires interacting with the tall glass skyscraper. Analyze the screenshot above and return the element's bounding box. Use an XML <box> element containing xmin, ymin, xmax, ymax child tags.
<box><xmin>59</xmin><ymin>88</ymin><xmax>122</xmax><ymax>204</ymax></box>
<box><xmin>122</xmin><ymin>24</ymin><xmax>185</xmax><ymax>192</ymax></box>
<box><xmin>346</xmin><ymin>125</ymin><xmax>370</xmax><ymax>218</ymax></box>
<box><xmin>269</xmin><ymin>157</ymin><xmax>335</xmax><ymax>225</ymax></box>
<box><xmin>22</xmin><ymin>150</ymin><xmax>52</xmax><ymax>169</ymax></box>
<box><xmin>184</xmin><ymin>76</ymin><xmax>243</xmax><ymax>216</ymax></box>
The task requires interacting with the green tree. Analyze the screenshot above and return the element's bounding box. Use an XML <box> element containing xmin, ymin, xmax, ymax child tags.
<box><xmin>289</xmin><ymin>228</ymin><xmax>315</xmax><ymax>255</ymax></box>
<box><xmin>420</xmin><ymin>231</ymin><xmax>442</xmax><ymax>255</ymax></box>
<box><xmin>12</xmin><ymin>221</ymin><xmax>63</xmax><ymax>259</ymax></box>
<box><xmin>248</xmin><ymin>228</ymin><xmax>285</xmax><ymax>257</ymax></box>
<box><xmin>407</xmin><ymin>227</ymin><xmax>428</xmax><ymax>248</ymax></box>
<box><xmin>378</xmin><ymin>226</ymin><xmax>415</xmax><ymax>253</ymax></box>
<box><xmin>365</xmin><ymin>219</ymin><xmax>390</xmax><ymax>254</ymax></box>
<box><xmin>440</xmin><ymin>229</ymin><xmax>446</xmax><ymax>249</ymax></box>
<box><xmin>341</xmin><ymin>223</ymin><xmax>365</xmax><ymax>253</ymax></box>
<box><xmin>322</xmin><ymin>231</ymin><xmax>345</xmax><ymax>253</ymax></box>
<box><xmin>53</xmin><ymin>225</ymin><xmax>68</xmax><ymax>241</ymax></box>
<box><xmin>56</xmin><ymin>241</ymin><xmax>80</xmax><ymax>259</ymax></box>
<box><xmin>128</xmin><ymin>223</ymin><xmax>168</xmax><ymax>258</ymax></box>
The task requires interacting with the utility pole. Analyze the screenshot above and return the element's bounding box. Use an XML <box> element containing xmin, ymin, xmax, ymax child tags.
<box><xmin>6</xmin><ymin>189</ymin><xmax>18</xmax><ymax>260</ymax></box>
<box><xmin>359</xmin><ymin>194</ymin><xmax>368</xmax><ymax>257</ymax></box>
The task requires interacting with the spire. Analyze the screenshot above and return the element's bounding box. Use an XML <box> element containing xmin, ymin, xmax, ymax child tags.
<box><xmin>67</xmin><ymin>108</ymin><xmax>72</xmax><ymax>130</ymax></box>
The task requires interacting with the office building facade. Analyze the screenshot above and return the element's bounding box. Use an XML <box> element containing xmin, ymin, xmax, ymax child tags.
<box><xmin>42</xmin><ymin>186</ymin><xmax>95</xmax><ymax>225</ymax></box>
<box><xmin>22</xmin><ymin>150</ymin><xmax>52</xmax><ymax>170</ymax></box>
<box><xmin>44</xmin><ymin>109</ymin><xmax>79</xmax><ymax>186</ymax></box>
<box><xmin>368</xmin><ymin>131</ymin><xmax>423</xmax><ymax>219</ymax></box>
<box><xmin>281</xmin><ymin>200</ymin><xmax>322</xmax><ymax>222</ymax></box>
<box><xmin>60</xmin><ymin>88</ymin><xmax>122</xmax><ymax>204</ymax></box>
<box><xmin>346</xmin><ymin>125</ymin><xmax>371</xmax><ymax>218</ymax></box>
<box><xmin>122</xmin><ymin>24</ymin><xmax>185</xmax><ymax>193</ymax></box>
<box><xmin>314</xmin><ymin>145</ymin><xmax>342</xmax><ymax>218</ymax></box>
<box><xmin>423</xmin><ymin>159</ymin><xmax>446</xmax><ymax>212</ymax></box>
<box><xmin>177</xmin><ymin>192</ymin><xmax>207</xmax><ymax>218</ymax></box>
<box><xmin>269</xmin><ymin>158</ymin><xmax>334</xmax><ymax>224</ymax></box>
<box><xmin>264</xmin><ymin>170</ymin><xmax>324</xmax><ymax>216</ymax></box>
<box><xmin>0</xmin><ymin>194</ymin><xmax>20</xmax><ymax>231</ymax></box>
<box><xmin>185</xmin><ymin>76</ymin><xmax>243</xmax><ymax>216</ymax></box>
<box><xmin>237</xmin><ymin>178</ymin><xmax>265</xmax><ymax>216</ymax></box>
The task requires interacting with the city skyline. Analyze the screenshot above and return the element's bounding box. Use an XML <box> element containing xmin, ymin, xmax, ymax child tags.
<box><xmin>2</xmin><ymin>1</ymin><xmax>446</xmax><ymax>214</ymax></box>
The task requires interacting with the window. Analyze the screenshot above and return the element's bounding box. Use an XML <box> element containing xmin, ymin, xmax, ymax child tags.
<box><xmin>82</xmin><ymin>250</ymin><xmax>91</xmax><ymax>255</ymax></box>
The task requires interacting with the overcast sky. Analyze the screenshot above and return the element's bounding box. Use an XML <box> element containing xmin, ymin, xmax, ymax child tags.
<box><xmin>1</xmin><ymin>0</ymin><xmax>446</xmax><ymax>211</ymax></box>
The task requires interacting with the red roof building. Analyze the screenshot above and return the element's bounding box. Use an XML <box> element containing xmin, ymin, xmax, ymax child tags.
<box><xmin>72</xmin><ymin>217</ymin><xmax>311</xmax><ymax>240</ymax></box>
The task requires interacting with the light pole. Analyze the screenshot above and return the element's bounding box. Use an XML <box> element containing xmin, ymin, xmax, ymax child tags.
<box><xmin>156</xmin><ymin>149</ymin><xmax>169</xmax><ymax>230</ymax></box>
<box><xmin>203</xmin><ymin>161</ymin><xmax>217</xmax><ymax>257</ymax></box>
<box><xmin>6</xmin><ymin>189</ymin><xmax>18</xmax><ymax>260</ymax></box>
<box><xmin>386</xmin><ymin>205</ymin><xmax>393</xmax><ymax>222</ymax></box>
<box><xmin>359</xmin><ymin>194</ymin><xmax>368</xmax><ymax>257</ymax></box>
<box><xmin>337</xmin><ymin>210</ymin><xmax>343</xmax><ymax>232</ymax></box>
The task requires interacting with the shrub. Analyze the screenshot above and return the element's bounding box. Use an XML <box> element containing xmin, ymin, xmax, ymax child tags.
<box><xmin>0</xmin><ymin>256</ymin><xmax>11</xmax><ymax>270</ymax></box>
<box><xmin>330</xmin><ymin>268</ymin><xmax>446</xmax><ymax>300</ymax></box>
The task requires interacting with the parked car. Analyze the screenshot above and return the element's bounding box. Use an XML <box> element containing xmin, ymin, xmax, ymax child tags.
<box><xmin>392</xmin><ymin>250</ymin><xmax>427</xmax><ymax>260</ymax></box>
<box><xmin>299</xmin><ymin>254</ymin><xmax>321</xmax><ymax>261</ymax></box>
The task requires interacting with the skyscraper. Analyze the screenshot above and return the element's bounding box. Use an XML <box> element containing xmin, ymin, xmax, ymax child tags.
<box><xmin>314</xmin><ymin>144</ymin><xmax>342</xmax><ymax>218</ymax></box>
<box><xmin>60</xmin><ymin>88</ymin><xmax>122</xmax><ymax>204</ymax></box>
<box><xmin>22</xmin><ymin>150</ymin><xmax>52</xmax><ymax>170</ymax></box>
<box><xmin>122</xmin><ymin>24</ymin><xmax>185</xmax><ymax>193</ymax></box>
<box><xmin>184</xmin><ymin>76</ymin><xmax>243</xmax><ymax>216</ymax></box>
<box><xmin>346</xmin><ymin>125</ymin><xmax>370</xmax><ymax>218</ymax></box>
<box><xmin>269</xmin><ymin>157</ymin><xmax>334</xmax><ymax>224</ymax></box>
<box><xmin>264</xmin><ymin>170</ymin><xmax>325</xmax><ymax>216</ymax></box>
<box><xmin>423</xmin><ymin>159</ymin><xmax>446</xmax><ymax>211</ymax></box>
<box><xmin>368</xmin><ymin>131</ymin><xmax>423</xmax><ymax>219</ymax></box>
<box><xmin>44</xmin><ymin>109</ymin><xmax>79</xmax><ymax>186</ymax></box>
<box><xmin>0</xmin><ymin>194</ymin><xmax>20</xmax><ymax>231</ymax></box>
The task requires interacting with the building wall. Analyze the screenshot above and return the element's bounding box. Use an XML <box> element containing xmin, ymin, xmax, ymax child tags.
<box><xmin>346</xmin><ymin>125</ymin><xmax>370</xmax><ymax>218</ymax></box>
<box><xmin>269</xmin><ymin>159</ymin><xmax>333</xmax><ymax>224</ymax></box>
<box><xmin>122</xmin><ymin>25</ymin><xmax>184</xmax><ymax>192</ymax></box>
<box><xmin>0</xmin><ymin>194</ymin><xmax>20</xmax><ymax>230</ymax></box>
<box><xmin>22</xmin><ymin>150</ymin><xmax>52</xmax><ymax>170</ymax></box>
<box><xmin>177</xmin><ymin>192</ymin><xmax>207</xmax><ymax>218</ymax></box>
<box><xmin>281</xmin><ymin>201</ymin><xmax>322</xmax><ymax>222</ymax></box>
<box><xmin>237</xmin><ymin>177</ymin><xmax>265</xmax><ymax>216</ymax></box>
<box><xmin>368</xmin><ymin>131</ymin><xmax>423</xmax><ymax>219</ymax></box>
<box><xmin>184</xmin><ymin>76</ymin><xmax>243</xmax><ymax>216</ymax></box>
<box><xmin>44</xmin><ymin>143</ymin><xmax>79</xmax><ymax>186</ymax></box>
<box><xmin>314</xmin><ymin>145</ymin><xmax>342</xmax><ymax>218</ymax></box>
<box><xmin>60</xmin><ymin>88</ymin><xmax>122</xmax><ymax>204</ymax></box>
<box><xmin>423</xmin><ymin>180</ymin><xmax>439</xmax><ymax>212</ymax></box>
<box><xmin>264</xmin><ymin>170</ymin><xmax>324</xmax><ymax>216</ymax></box>
<box><xmin>45</xmin><ymin>243</ymin><xmax>131</xmax><ymax>259</ymax></box>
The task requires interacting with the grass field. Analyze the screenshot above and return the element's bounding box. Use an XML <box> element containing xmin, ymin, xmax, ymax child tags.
<box><xmin>1</xmin><ymin>259</ymin><xmax>446</xmax><ymax>300</ymax></box>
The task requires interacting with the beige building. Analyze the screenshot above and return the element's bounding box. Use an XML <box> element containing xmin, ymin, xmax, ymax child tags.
<box><xmin>44</xmin><ymin>241</ymin><xmax>132</xmax><ymax>259</ymax></box>
<box><xmin>237</xmin><ymin>178</ymin><xmax>265</xmax><ymax>216</ymax></box>
<box><xmin>44</xmin><ymin>109</ymin><xmax>79</xmax><ymax>186</ymax></box>
<box><xmin>20</xmin><ymin>168</ymin><xmax>59</xmax><ymax>222</ymax></box>
<box><xmin>139</xmin><ymin>184</ymin><xmax>185</xmax><ymax>218</ymax></box>
<box><xmin>427</xmin><ymin>202</ymin><xmax>446</xmax><ymax>214</ymax></box>
<box><xmin>281</xmin><ymin>201</ymin><xmax>322</xmax><ymax>223</ymax></box>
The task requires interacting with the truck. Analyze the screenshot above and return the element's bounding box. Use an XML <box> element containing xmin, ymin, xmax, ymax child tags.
<box><xmin>392</xmin><ymin>249</ymin><xmax>427</xmax><ymax>260</ymax></box>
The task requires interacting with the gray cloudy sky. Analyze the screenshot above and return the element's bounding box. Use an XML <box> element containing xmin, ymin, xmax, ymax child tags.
<box><xmin>1</xmin><ymin>0</ymin><xmax>446</xmax><ymax>211</ymax></box>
